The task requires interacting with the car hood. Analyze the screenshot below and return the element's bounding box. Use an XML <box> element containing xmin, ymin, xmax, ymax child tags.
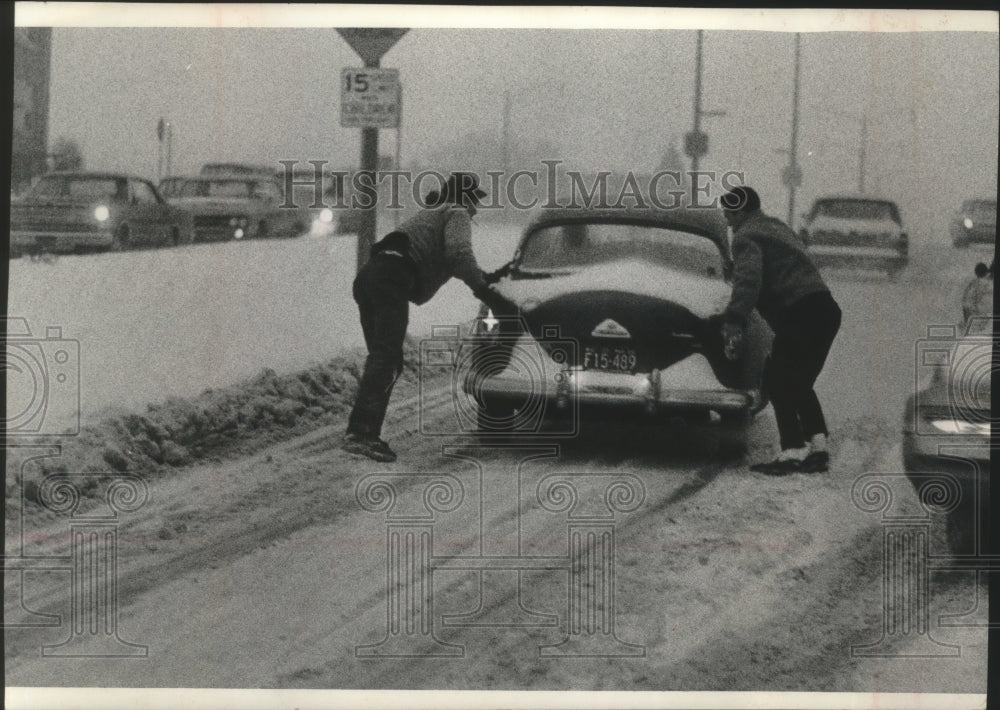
<box><xmin>808</xmin><ymin>215</ymin><xmax>901</xmax><ymax>234</ymax></box>
<box><xmin>497</xmin><ymin>258</ymin><xmax>730</xmax><ymax>320</ymax></box>
<box><xmin>169</xmin><ymin>197</ymin><xmax>260</xmax><ymax>214</ymax></box>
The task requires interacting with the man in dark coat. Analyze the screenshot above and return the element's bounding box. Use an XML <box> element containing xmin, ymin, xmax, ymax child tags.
<box><xmin>720</xmin><ymin>185</ymin><xmax>842</xmax><ymax>474</ymax></box>
<box><xmin>342</xmin><ymin>172</ymin><xmax>516</xmax><ymax>462</ymax></box>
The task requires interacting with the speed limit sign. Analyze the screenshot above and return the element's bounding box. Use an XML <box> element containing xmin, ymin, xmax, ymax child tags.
<box><xmin>340</xmin><ymin>68</ymin><xmax>400</xmax><ymax>128</ymax></box>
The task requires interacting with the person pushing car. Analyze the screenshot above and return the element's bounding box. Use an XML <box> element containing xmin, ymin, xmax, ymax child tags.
<box><xmin>719</xmin><ymin>185</ymin><xmax>842</xmax><ymax>474</ymax></box>
<box><xmin>342</xmin><ymin>172</ymin><xmax>517</xmax><ymax>462</ymax></box>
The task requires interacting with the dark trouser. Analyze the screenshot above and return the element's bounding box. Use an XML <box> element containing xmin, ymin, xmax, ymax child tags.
<box><xmin>764</xmin><ymin>290</ymin><xmax>842</xmax><ymax>450</ymax></box>
<box><xmin>346</xmin><ymin>255</ymin><xmax>416</xmax><ymax>438</ymax></box>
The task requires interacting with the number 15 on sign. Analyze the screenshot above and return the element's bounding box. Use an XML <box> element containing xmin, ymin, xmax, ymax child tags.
<box><xmin>341</xmin><ymin>68</ymin><xmax>401</xmax><ymax>129</ymax></box>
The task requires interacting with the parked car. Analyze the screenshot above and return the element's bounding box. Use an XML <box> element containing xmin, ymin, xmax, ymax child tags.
<box><xmin>199</xmin><ymin>162</ymin><xmax>278</xmax><ymax>180</ymax></box>
<box><xmin>456</xmin><ymin>206</ymin><xmax>772</xmax><ymax>438</ymax></box>
<box><xmin>799</xmin><ymin>196</ymin><xmax>908</xmax><ymax>279</ymax></box>
<box><xmin>950</xmin><ymin>198</ymin><xmax>996</xmax><ymax>248</ymax></box>
<box><xmin>157</xmin><ymin>176</ymin><xmax>187</xmax><ymax>200</ymax></box>
<box><xmin>164</xmin><ymin>175</ymin><xmax>312</xmax><ymax>242</ymax></box>
<box><xmin>903</xmin><ymin>260</ymin><xmax>993</xmax><ymax>555</ymax></box>
<box><xmin>10</xmin><ymin>171</ymin><xmax>194</xmax><ymax>256</ymax></box>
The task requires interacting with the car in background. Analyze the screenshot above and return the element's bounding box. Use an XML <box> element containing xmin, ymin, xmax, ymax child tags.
<box><xmin>903</xmin><ymin>260</ymin><xmax>993</xmax><ymax>555</ymax></box>
<box><xmin>798</xmin><ymin>196</ymin><xmax>908</xmax><ymax>279</ymax></box>
<box><xmin>10</xmin><ymin>171</ymin><xmax>194</xmax><ymax>256</ymax></box>
<box><xmin>950</xmin><ymin>198</ymin><xmax>996</xmax><ymax>248</ymax></box>
<box><xmin>157</xmin><ymin>176</ymin><xmax>187</xmax><ymax>200</ymax></box>
<box><xmin>199</xmin><ymin>162</ymin><xmax>278</xmax><ymax>180</ymax></box>
<box><xmin>456</xmin><ymin>206</ymin><xmax>772</xmax><ymax>439</ymax></box>
<box><xmin>164</xmin><ymin>175</ymin><xmax>311</xmax><ymax>242</ymax></box>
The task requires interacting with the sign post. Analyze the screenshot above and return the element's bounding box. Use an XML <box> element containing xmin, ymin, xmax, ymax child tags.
<box><xmin>337</xmin><ymin>28</ymin><xmax>408</xmax><ymax>273</ymax></box>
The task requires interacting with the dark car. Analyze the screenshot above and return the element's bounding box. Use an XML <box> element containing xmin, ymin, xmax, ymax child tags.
<box><xmin>10</xmin><ymin>171</ymin><xmax>194</xmax><ymax>256</ymax></box>
<box><xmin>456</xmin><ymin>206</ymin><xmax>772</xmax><ymax>438</ymax></box>
<box><xmin>799</xmin><ymin>196</ymin><xmax>908</xmax><ymax>279</ymax></box>
<box><xmin>903</xmin><ymin>260</ymin><xmax>993</xmax><ymax>555</ymax></box>
<box><xmin>950</xmin><ymin>198</ymin><xmax>996</xmax><ymax>248</ymax></box>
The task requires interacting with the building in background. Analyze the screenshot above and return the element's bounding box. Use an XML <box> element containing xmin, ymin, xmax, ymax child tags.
<box><xmin>12</xmin><ymin>27</ymin><xmax>52</xmax><ymax>194</ymax></box>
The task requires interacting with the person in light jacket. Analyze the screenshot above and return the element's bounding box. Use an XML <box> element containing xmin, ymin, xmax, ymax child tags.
<box><xmin>342</xmin><ymin>172</ymin><xmax>515</xmax><ymax>462</ymax></box>
<box><xmin>720</xmin><ymin>186</ymin><xmax>842</xmax><ymax>475</ymax></box>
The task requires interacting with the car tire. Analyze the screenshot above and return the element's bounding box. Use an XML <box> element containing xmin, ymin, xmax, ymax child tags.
<box><xmin>257</xmin><ymin>221</ymin><xmax>269</xmax><ymax>239</ymax></box>
<box><xmin>171</xmin><ymin>227</ymin><xmax>181</xmax><ymax>247</ymax></box>
<box><xmin>110</xmin><ymin>224</ymin><xmax>129</xmax><ymax>252</ymax></box>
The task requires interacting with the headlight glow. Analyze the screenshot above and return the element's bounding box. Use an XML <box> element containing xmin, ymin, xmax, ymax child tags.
<box><xmin>964</xmin><ymin>218</ymin><xmax>974</xmax><ymax>229</ymax></box>
<box><xmin>234</xmin><ymin>228</ymin><xmax>245</xmax><ymax>239</ymax></box>
<box><xmin>929</xmin><ymin>418</ymin><xmax>991</xmax><ymax>436</ymax></box>
<box><xmin>319</xmin><ymin>208</ymin><xmax>334</xmax><ymax>224</ymax></box>
<box><xmin>94</xmin><ymin>205</ymin><xmax>110</xmax><ymax>222</ymax></box>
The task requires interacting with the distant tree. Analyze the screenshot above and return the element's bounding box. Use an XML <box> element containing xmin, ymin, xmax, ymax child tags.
<box><xmin>50</xmin><ymin>137</ymin><xmax>84</xmax><ymax>171</ymax></box>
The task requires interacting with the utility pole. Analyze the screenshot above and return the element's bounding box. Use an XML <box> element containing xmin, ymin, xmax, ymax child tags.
<box><xmin>787</xmin><ymin>32</ymin><xmax>801</xmax><ymax>227</ymax></box>
<box><xmin>692</xmin><ymin>30</ymin><xmax>703</xmax><ymax>173</ymax></box>
<box><xmin>165</xmin><ymin>121</ymin><xmax>173</xmax><ymax>178</ymax></box>
<box><xmin>685</xmin><ymin>31</ymin><xmax>722</xmax><ymax>175</ymax></box>
<box><xmin>859</xmin><ymin>113</ymin><xmax>867</xmax><ymax>194</ymax></box>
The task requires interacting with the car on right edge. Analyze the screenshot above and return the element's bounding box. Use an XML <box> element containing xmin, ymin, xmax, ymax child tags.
<box><xmin>798</xmin><ymin>195</ymin><xmax>908</xmax><ymax>279</ymax></box>
<box><xmin>949</xmin><ymin>198</ymin><xmax>996</xmax><ymax>248</ymax></box>
<box><xmin>903</xmin><ymin>260</ymin><xmax>993</xmax><ymax>556</ymax></box>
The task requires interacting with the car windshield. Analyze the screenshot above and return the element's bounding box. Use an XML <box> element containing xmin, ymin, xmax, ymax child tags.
<box><xmin>178</xmin><ymin>180</ymin><xmax>254</xmax><ymax>198</ymax></box>
<box><xmin>963</xmin><ymin>200</ymin><xmax>996</xmax><ymax>217</ymax></box>
<box><xmin>158</xmin><ymin>179</ymin><xmax>184</xmax><ymax>198</ymax></box>
<box><xmin>814</xmin><ymin>200</ymin><xmax>899</xmax><ymax>222</ymax></box>
<box><xmin>31</xmin><ymin>176</ymin><xmax>128</xmax><ymax>201</ymax></box>
<box><xmin>518</xmin><ymin>222</ymin><xmax>724</xmax><ymax>277</ymax></box>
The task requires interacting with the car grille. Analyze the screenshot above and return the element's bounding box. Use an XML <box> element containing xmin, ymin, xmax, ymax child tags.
<box><xmin>12</xmin><ymin>209</ymin><xmax>100</xmax><ymax>233</ymax></box>
<box><xmin>193</xmin><ymin>215</ymin><xmax>238</xmax><ymax>229</ymax></box>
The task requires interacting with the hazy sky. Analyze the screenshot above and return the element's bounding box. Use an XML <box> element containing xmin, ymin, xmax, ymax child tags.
<box><xmin>36</xmin><ymin>15</ymin><xmax>1000</xmax><ymax>240</ymax></box>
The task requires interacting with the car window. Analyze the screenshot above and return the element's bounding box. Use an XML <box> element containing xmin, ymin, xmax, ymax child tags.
<box><xmin>65</xmin><ymin>178</ymin><xmax>128</xmax><ymax>201</ymax></box>
<box><xmin>815</xmin><ymin>200</ymin><xmax>898</xmax><ymax>222</ymax></box>
<box><xmin>519</xmin><ymin>222</ymin><xmax>725</xmax><ymax>277</ymax></box>
<box><xmin>132</xmin><ymin>180</ymin><xmax>161</xmax><ymax>205</ymax></box>
<box><xmin>966</xmin><ymin>200</ymin><xmax>996</xmax><ymax>217</ymax></box>
<box><xmin>158</xmin><ymin>179</ymin><xmax>183</xmax><ymax>198</ymax></box>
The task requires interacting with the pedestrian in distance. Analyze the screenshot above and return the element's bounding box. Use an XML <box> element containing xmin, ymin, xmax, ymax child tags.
<box><xmin>342</xmin><ymin>172</ymin><xmax>518</xmax><ymax>463</ymax></box>
<box><xmin>719</xmin><ymin>185</ymin><xmax>842</xmax><ymax>475</ymax></box>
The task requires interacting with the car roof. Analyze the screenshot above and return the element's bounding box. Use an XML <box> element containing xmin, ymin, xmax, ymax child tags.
<box><xmin>523</xmin><ymin>205</ymin><xmax>729</xmax><ymax>251</ymax></box>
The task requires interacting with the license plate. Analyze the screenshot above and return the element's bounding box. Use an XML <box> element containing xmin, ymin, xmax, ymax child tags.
<box><xmin>583</xmin><ymin>345</ymin><xmax>637</xmax><ymax>373</ymax></box>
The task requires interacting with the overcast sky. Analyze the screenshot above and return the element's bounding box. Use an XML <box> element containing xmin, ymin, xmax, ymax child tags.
<box><xmin>37</xmin><ymin>14</ymin><xmax>1000</xmax><ymax>239</ymax></box>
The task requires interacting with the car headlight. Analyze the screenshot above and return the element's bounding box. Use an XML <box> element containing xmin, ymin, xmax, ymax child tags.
<box><xmin>319</xmin><ymin>208</ymin><xmax>334</xmax><ymax>224</ymax></box>
<box><xmin>229</xmin><ymin>217</ymin><xmax>238</xmax><ymax>227</ymax></box>
<box><xmin>94</xmin><ymin>205</ymin><xmax>110</xmax><ymax>222</ymax></box>
<box><xmin>234</xmin><ymin>228</ymin><xmax>245</xmax><ymax>239</ymax></box>
<box><xmin>928</xmin><ymin>418</ymin><xmax>990</xmax><ymax>435</ymax></box>
<box><xmin>964</xmin><ymin>218</ymin><xmax>974</xmax><ymax>229</ymax></box>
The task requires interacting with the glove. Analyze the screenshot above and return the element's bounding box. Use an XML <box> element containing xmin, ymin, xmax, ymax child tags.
<box><xmin>483</xmin><ymin>261</ymin><xmax>514</xmax><ymax>285</ymax></box>
<box><xmin>473</xmin><ymin>285</ymin><xmax>519</xmax><ymax>318</ymax></box>
<box><xmin>721</xmin><ymin>321</ymin><xmax>744</xmax><ymax>361</ymax></box>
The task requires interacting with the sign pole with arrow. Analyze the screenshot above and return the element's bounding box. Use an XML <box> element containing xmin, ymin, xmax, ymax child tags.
<box><xmin>337</xmin><ymin>28</ymin><xmax>408</xmax><ymax>273</ymax></box>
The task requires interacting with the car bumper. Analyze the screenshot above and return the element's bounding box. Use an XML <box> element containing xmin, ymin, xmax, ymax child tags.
<box><xmin>955</xmin><ymin>228</ymin><xmax>996</xmax><ymax>244</ymax></box>
<box><xmin>193</xmin><ymin>227</ymin><xmax>246</xmax><ymax>242</ymax></box>
<box><xmin>468</xmin><ymin>355</ymin><xmax>754</xmax><ymax>416</ymax></box>
<box><xmin>11</xmin><ymin>230</ymin><xmax>113</xmax><ymax>251</ymax></box>
<box><xmin>807</xmin><ymin>244</ymin><xmax>907</xmax><ymax>267</ymax></box>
